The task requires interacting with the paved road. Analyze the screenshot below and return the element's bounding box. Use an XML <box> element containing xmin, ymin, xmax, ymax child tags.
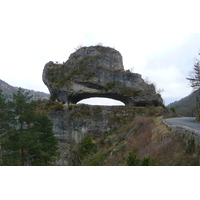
<box><xmin>165</xmin><ymin>117</ymin><xmax>200</xmax><ymax>131</ymax></box>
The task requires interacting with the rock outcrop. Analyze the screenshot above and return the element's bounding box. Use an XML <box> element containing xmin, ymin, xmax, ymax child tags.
<box><xmin>43</xmin><ymin>45</ymin><xmax>163</xmax><ymax>106</ymax></box>
<box><xmin>48</xmin><ymin>104</ymin><xmax>166</xmax><ymax>165</ymax></box>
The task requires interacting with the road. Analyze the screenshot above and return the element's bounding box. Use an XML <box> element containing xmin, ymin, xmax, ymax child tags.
<box><xmin>165</xmin><ymin>117</ymin><xmax>200</xmax><ymax>132</ymax></box>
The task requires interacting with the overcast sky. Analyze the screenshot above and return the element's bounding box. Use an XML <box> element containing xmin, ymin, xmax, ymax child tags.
<box><xmin>1</xmin><ymin>0</ymin><xmax>200</xmax><ymax>105</ymax></box>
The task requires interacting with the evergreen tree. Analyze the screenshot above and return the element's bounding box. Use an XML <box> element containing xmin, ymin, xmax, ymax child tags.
<box><xmin>0</xmin><ymin>90</ymin><xmax>9</xmax><ymax>165</ymax></box>
<box><xmin>29</xmin><ymin>113</ymin><xmax>59</xmax><ymax>165</ymax></box>
<box><xmin>4</xmin><ymin>88</ymin><xmax>36</xmax><ymax>165</ymax></box>
<box><xmin>1</xmin><ymin>88</ymin><xmax>59</xmax><ymax>166</ymax></box>
<box><xmin>8</xmin><ymin>87</ymin><xmax>36</xmax><ymax>126</ymax></box>
<box><xmin>0</xmin><ymin>90</ymin><xmax>9</xmax><ymax>136</ymax></box>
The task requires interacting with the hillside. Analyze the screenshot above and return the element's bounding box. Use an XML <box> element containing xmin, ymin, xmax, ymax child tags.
<box><xmin>167</xmin><ymin>92</ymin><xmax>197</xmax><ymax>117</ymax></box>
<box><xmin>1</xmin><ymin>43</ymin><xmax>199</xmax><ymax>166</ymax></box>
<box><xmin>48</xmin><ymin>104</ymin><xmax>200</xmax><ymax>166</ymax></box>
<box><xmin>0</xmin><ymin>79</ymin><xmax>50</xmax><ymax>100</ymax></box>
<box><xmin>40</xmin><ymin>45</ymin><xmax>200</xmax><ymax>166</ymax></box>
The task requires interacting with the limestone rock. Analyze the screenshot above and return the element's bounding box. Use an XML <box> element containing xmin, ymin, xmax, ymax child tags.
<box><xmin>43</xmin><ymin>45</ymin><xmax>163</xmax><ymax>106</ymax></box>
<box><xmin>65</xmin><ymin>45</ymin><xmax>124</xmax><ymax>71</ymax></box>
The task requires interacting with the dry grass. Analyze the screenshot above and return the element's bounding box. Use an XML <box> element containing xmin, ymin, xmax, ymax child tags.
<box><xmin>67</xmin><ymin>107</ymin><xmax>200</xmax><ymax>166</ymax></box>
<box><xmin>125</xmin><ymin>116</ymin><xmax>200</xmax><ymax>166</ymax></box>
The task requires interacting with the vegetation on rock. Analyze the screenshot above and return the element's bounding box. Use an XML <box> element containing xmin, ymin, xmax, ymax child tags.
<box><xmin>60</xmin><ymin>106</ymin><xmax>200</xmax><ymax>166</ymax></box>
<box><xmin>43</xmin><ymin>46</ymin><xmax>163</xmax><ymax>106</ymax></box>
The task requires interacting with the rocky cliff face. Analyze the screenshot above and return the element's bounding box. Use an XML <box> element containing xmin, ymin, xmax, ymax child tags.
<box><xmin>48</xmin><ymin>104</ymin><xmax>136</xmax><ymax>142</ymax></box>
<box><xmin>47</xmin><ymin>104</ymin><xmax>166</xmax><ymax>165</ymax></box>
<box><xmin>43</xmin><ymin>46</ymin><xmax>163</xmax><ymax>106</ymax></box>
<box><xmin>42</xmin><ymin>46</ymin><xmax>164</xmax><ymax>164</ymax></box>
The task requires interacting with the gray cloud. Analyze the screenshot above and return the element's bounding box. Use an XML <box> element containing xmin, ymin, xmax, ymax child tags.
<box><xmin>139</xmin><ymin>33</ymin><xmax>200</xmax><ymax>105</ymax></box>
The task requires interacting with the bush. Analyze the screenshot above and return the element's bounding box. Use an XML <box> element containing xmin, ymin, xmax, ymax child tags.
<box><xmin>68</xmin><ymin>105</ymin><xmax>73</xmax><ymax>110</ymax></box>
<box><xmin>54</xmin><ymin>103</ymin><xmax>64</xmax><ymax>111</ymax></box>
<box><xmin>170</xmin><ymin>107</ymin><xmax>176</xmax><ymax>113</ymax></box>
<box><xmin>186</xmin><ymin>138</ymin><xmax>196</xmax><ymax>154</ymax></box>
<box><xmin>50</xmin><ymin>94</ymin><xmax>56</xmax><ymax>102</ymax></box>
<box><xmin>126</xmin><ymin>152</ymin><xmax>155</xmax><ymax>166</ymax></box>
<box><xmin>126</xmin><ymin>152</ymin><xmax>140</xmax><ymax>166</ymax></box>
<box><xmin>141</xmin><ymin>157</ymin><xmax>155</xmax><ymax>166</ymax></box>
<box><xmin>87</xmin><ymin>152</ymin><xmax>106</xmax><ymax>166</ymax></box>
<box><xmin>78</xmin><ymin>135</ymin><xmax>97</xmax><ymax>159</ymax></box>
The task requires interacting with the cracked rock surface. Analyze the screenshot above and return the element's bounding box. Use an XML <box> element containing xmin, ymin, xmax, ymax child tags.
<box><xmin>43</xmin><ymin>46</ymin><xmax>163</xmax><ymax>106</ymax></box>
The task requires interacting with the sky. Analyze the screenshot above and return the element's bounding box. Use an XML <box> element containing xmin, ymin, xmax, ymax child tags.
<box><xmin>1</xmin><ymin>0</ymin><xmax>200</xmax><ymax>195</ymax></box>
<box><xmin>0</xmin><ymin>0</ymin><xmax>200</xmax><ymax>105</ymax></box>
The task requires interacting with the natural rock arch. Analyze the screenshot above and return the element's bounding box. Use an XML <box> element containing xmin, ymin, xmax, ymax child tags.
<box><xmin>77</xmin><ymin>97</ymin><xmax>125</xmax><ymax>106</ymax></box>
<box><xmin>43</xmin><ymin>46</ymin><xmax>163</xmax><ymax>107</ymax></box>
<box><xmin>72</xmin><ymin>94</ymin><xmax>126</xmax><ymax>105</ymax></box>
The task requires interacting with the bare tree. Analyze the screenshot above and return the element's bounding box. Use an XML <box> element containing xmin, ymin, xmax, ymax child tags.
<box><xmin>144</xmin><ymin>77</ymin><xmax>164</xmax><ymax>93</ymax></box>
<box><xmin>187</xmin><ymin>58</ymin><xmax>200</xmax><ymax>90</ymax></box>
<box><xmin>74</xmin><ymin>44</ymin><xmax>84</xmax><ymax>51</ymax></box>
<box><xmin>187</xmin><ymin>53</ymin><xmax>200</xmax><ymax>121</ymax></box>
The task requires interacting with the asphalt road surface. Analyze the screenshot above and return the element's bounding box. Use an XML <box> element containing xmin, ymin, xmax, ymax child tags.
<box><xmin>165</xmin><ymin>117</ymin><xmax>200</xmax><ymax>131</ymax></box>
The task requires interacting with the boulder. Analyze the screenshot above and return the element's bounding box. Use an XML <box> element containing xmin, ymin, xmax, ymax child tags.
<box><xmin>43</xmin><ymin>46</ymin><xmax>163</xmax><ymax>106</ymax></box>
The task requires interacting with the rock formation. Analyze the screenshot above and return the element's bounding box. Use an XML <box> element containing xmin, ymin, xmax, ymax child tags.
<box><xmin>43</xmin><ymin>46</ymin><xmax>163</xmax><ymax>106</ymax></box>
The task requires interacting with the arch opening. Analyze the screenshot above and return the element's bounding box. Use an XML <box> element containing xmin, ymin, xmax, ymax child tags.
<box><xmin>77</xmin><ymin>97</ymin><xmax>125</xmax><ymax>106</ymax></box>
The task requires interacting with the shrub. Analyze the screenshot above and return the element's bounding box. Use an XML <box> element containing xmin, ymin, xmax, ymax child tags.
<box><xmin>104</xmin><ymin>82</ymin><xmax>116</xmax><ymax>91</ymax></box>
<box><xmin>78</xmin><ymin>135</ymin><xmax>97</xmax><ymax>159</ymax></box>
<box><xmin>141</xmin><ymin>157</ymin><xmax>155</xmax><ymax>166</ymax></box>
<box><xmin>68</xmin><ymin>105</ymin><xmax>73</xmax><ymax>110</ymax></box>
<box><xmin>50</xmin><ymin>94</ymin><xmax>56</xmax><ymax>102</ymax></box>
<box><xmin>170</xmin><ymin>107</ymin><xmax>176</xmax><ymax>113</ymax></box>
<box><xmin>70</xmin><ymin>109</ymin><xmax>91</xmax><ymax>119</ymax></box>
<box><xmin>87</xmin><ymin>152</ymin><xmax>106</xmax><ymax>166</ymax></box>
<box><xmin>54</xmin><ymin>103</ymin><xmax>64</xmax><ymax>111</ymax></box>
<box><xmin>126</xmin><ymin>152</ymin><xmax>140</xmax><ymax>166</ymax></box>
<box><xmin>186</xmin><ymin>138</ymin><xmax>196</xmax><ymax>154</ymax></box>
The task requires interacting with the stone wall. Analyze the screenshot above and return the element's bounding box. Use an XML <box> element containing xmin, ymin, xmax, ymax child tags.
<box><xmin>161</xmin><ymin>117</ymin><xmax>200</xmax><ymax>144</ymax></box>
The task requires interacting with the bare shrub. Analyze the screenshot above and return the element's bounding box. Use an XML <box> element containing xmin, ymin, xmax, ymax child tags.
<box><xmin>96</xmin><ymin>42</ymin><xmax>103</xmax><ymax>46</ymax></box>
<box><xmin>127</xmin><ymin>116</ymin><xmax>154</xmax><ymax>154</ymax></box>
<box><xmin>133</xmin><ymin>116</ymin><xmax>154</xmax><ymax>133</ymax></box>
<box><xmin>74</xmin><ymin>44</ymin><xmax>84</xmax><ymax>51</ymax></box>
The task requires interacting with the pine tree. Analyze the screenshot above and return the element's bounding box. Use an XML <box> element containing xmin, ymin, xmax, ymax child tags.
<box><xmin>29</xmin><ymin>113</ymin><xmax>59</xmax><ymax>165</ymax></box>
<box><xmin>0</xmin><ymin>90</ymin><xmax>9</xmax><ymax>165</ymax></box>
<box><xmin>1</xmin><ymin>88</ymin><xmax>59</xmax><ymax>166</ymax></box>
<box><xmin>0</xmin><ymin>90</ymin><xmax>9</xmax><ymax>136</ymax></box>
<box><xmin>5</xmin><ymin>88</ymin><xmax>36</xmax><ymax>165</ymax></box>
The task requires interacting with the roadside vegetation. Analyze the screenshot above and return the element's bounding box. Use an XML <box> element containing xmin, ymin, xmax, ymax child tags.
<box><xmin>67</xmin><ymin>107</ymin><xmax>200</xmax><ymax>166</ymax></box>
<box><xmin>1</xmin><ymin>88</ymin><xmax>199</xmax><ymax>166</ymax></box>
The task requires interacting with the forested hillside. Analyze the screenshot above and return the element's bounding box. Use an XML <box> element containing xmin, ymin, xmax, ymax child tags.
<box><xmin>167</xmin><ymin>92</ymin><xmax>197</xmax><ymax>117</ymax></box>
<box><xmin>0</xmin><ymin>79</ymin><xmax>50</xmax><ymax>100</ymax></box>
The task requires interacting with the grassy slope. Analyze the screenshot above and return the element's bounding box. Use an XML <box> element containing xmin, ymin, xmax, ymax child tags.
<box><xmin>69</xmin><ymin>108</ymin><xmax>200</xmax><ymax>166</ymax></box>
<box><xmin>39</xmin><ymin>100</ymin><xmax>199</xmax><ymax>166</ymax></box>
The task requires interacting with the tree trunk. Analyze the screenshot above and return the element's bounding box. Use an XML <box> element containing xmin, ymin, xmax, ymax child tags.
<box><xmin>20</xmin><ymin>121</ymin><xmax>25</xmax><ymax>166</ymax></box>
<box><xmin>21</xmin><ymin>147</ymin><xmax>25</xmax><ymax>166</ymax></box>
<box><xmin>196</xmin><ymin>91</ymin><xmax>200</xmax><ymax>121</ymax></box>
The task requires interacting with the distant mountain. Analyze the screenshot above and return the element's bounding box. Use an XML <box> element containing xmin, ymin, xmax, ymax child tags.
<box><xmin>0</xmin><ymin>79</ymin><xmax>50</xmax><ymax>100</ymax></box>
<box><xmin>167</xmin><ymin>91</ymin><xmax>197</xmax><ymax>117</ymax></box>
